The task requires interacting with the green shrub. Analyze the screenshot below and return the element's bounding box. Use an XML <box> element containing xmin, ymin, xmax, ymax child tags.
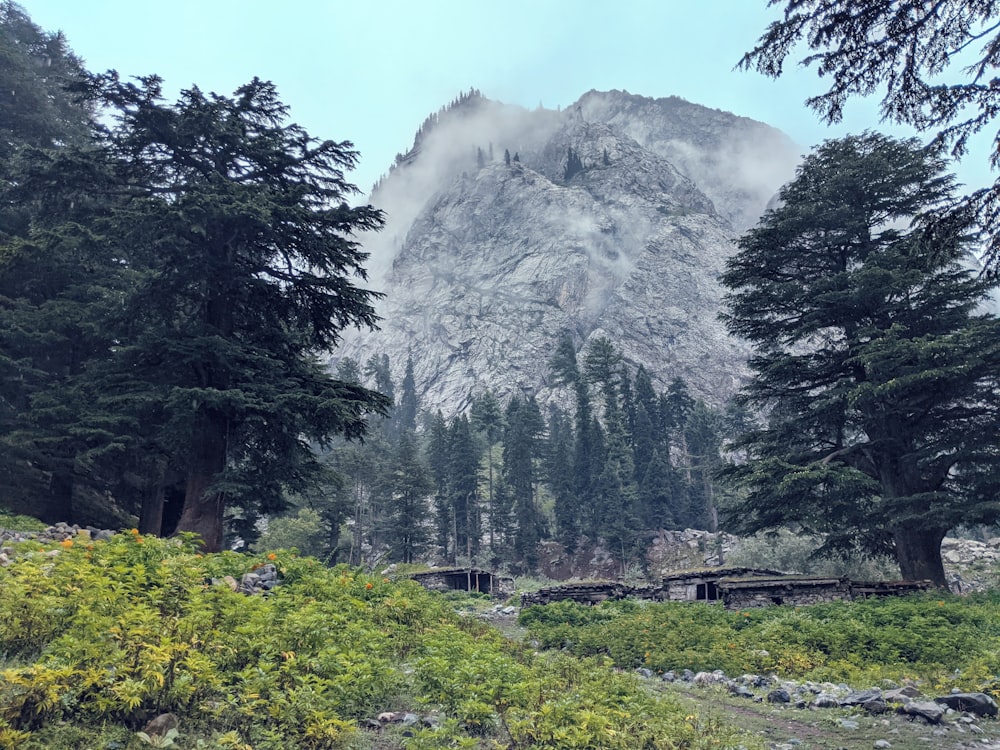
<box><xmin>0</xmin><ymin>533</ymin><xmax>753</xmax><ymax>749</ymax></box>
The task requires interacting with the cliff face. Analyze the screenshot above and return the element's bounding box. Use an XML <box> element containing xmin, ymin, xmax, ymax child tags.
<box><xmin>337</xmin><ymin>90</ymin><xmax>801</xmax><ymax>413</ymax></box>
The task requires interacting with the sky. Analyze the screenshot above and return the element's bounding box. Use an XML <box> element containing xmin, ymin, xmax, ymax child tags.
<box><xmin>20</xmin><ymin>0</ymin><xmax>997</xmax><ymax>198</ymax></box>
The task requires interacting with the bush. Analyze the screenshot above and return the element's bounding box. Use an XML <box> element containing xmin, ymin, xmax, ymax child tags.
<box><xmin>0</xmin><ymin>532</ymin><xmax>753</xmax><ymax>749</ymax></box>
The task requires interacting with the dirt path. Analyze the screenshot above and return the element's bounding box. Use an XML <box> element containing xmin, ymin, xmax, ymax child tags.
<box><xmin>658</xmin><ymin>681</ymin><xmax>1000</xmax><ymax>750</ymax></box>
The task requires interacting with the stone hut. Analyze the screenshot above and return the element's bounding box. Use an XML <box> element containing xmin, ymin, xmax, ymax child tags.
<box><xmin>660</xmin><ymin>567</ymin><xmax>786</xmax><ymax>603</ymax></box>
<box><xmin>850</xmin><ymin>579</ymin><xmax>932</xmax><ymax>599</ymax></box>
<box><xmin>521</xmin><ymin>581</ymin><xmax>631</xmax><ymax>606</ymax></box>
<box><xmin>718</xmin><ymin>575</ymin><xmax>852</xmax><ymax>609</ymax></box>
<box><xmin>410</xmin><ymin>568</ymin><xmax>513</xmax><ymax>598</ymax></box>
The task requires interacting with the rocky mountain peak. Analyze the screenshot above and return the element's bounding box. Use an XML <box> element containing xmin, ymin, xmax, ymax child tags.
<box><xmin>338</xmin><ymin>90</ymin><xmax>801</xmax><ymax>416</ymax></box>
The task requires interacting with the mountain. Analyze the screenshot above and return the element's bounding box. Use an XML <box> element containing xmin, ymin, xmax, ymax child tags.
<box><xmin>337</xmin><ymin>89</ymin><xmax>801</xmax><ymax>414</ymax></box>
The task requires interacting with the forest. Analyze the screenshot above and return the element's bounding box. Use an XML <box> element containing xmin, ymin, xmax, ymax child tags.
<box><xmin>2</xmin><ymin>1</ymin><xmax>1000</xmax><ymax>587</ymax></box>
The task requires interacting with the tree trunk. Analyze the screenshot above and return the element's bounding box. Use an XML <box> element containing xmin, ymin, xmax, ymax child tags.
<box><xmin>138</xmin><ymin>456</ymin><xmax>168</xmax><ymax>535</ymax></box>
<box><xmin>176</xmin><ymin>412</ymin><xmax>228</xmax><ymax>552</ymax></box>
<box><xmin>39</xmin><ymin>468</ymin><xmax>74</xmax><ymax>524</ymax></box>
<box><xmin>893</xmin><ymin>524</ymin><xmax>948</xmax><ymax>587</ymax></box>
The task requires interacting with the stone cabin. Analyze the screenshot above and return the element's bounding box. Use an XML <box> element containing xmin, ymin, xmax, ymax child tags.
<box><xmin>410</xmin><ymin>568</ymin><xmax>514</xmax><ymax>598</ymax></box>
<box><xmin>659</xmin><ymin>567</ymin><xmax>786</xmax><ymax>603</ymax></box>
<box><xmin>519</xmin><ymin>568</ymin><xmax>932</xmax><ymax>609</ymax></box>
<box><xmin>718</xmin><ymin>575</ymin><xmax>851</xmax><ymax>609</ymax></box>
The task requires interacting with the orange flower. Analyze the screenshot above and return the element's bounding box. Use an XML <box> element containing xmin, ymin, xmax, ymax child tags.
<box><xmin>60</xmin><ymin>538</ymin><xmax>73</xmax><ymax>548</ymax></box>
<box><xmin>130</xmin><ymin>528</ymin><xmax>139</xmax><ymax>535</ymax></box>
<box><xmin>267</xmin><ymin>553</ymin><xmax>277</xmax><ymax>561</ymax></box>
<box><xmin>383</xmin><ymin>577</ymin><xmax>390</xmax><ymax>583</ymax></box>
<box><xmin>135</xmin><ymin>536</ymin><xmax>144</xmax><ymax>544</ymax></box>
<box><xmin>365</xmin><ymin>582</ymin><xmax>374</xmax><ymax>590</ymax></box>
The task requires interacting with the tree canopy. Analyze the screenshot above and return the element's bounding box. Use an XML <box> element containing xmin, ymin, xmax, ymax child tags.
<box><xmin>740</xmin><ymin>0</ymin><xmax>1000</xmax><ymax>272</ymax></box>
<box><xmin>720</xmin><ymin>132</ymin><xmax>1000</xmax><ymax>586</ymax></box>
<box><xmin>0</xmin><ymin>69</ymin><xmax>390</xmax><ymax>550</ymax></box>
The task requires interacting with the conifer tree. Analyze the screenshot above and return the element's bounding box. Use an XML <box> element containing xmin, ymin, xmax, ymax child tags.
<box><xmin>503</xmin><ymin>395</ymin><xmax>546</xmax><ymax>569</ymax></box>
<box><xmin>72</xmin><ymin>74</ymin><xmax>390</xmax><ymax>550</ymax></box>
<box><xmin>382</xmin><ymin>430</ymin><xmax>432</xmax><ymax>563</ymax></box>
<box><xmin>721</xmin><ymin>132</ymin><xmax>1000</xmax><ymax>585</ymax></box>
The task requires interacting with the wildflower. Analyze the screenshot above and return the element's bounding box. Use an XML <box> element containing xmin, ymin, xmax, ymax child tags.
<box><xmin>130</xmin><ymin>528</ymin><xmax>139</xmax><ymax>535</ymax></box>
<box><xmin>60</xmin><ymin>538</ymin><xmax>73</xmax><ymax>548</ymax></box>
<box><xmin>365</xmin><ymin>582</ymin><xmax>374</xmax><ymax>590</ymax></box>
<box><xmin>135</xmin><ymin>536</ymin><xmax>144</xmax><ymax>544</ymax></box>
<box><xmin>267</xmin><ymin>553</ymin><xmax>277</xmax><ymax>561</ymax></box>
<box><xmin>383</xmin><ymin>577</ymin><xmax>390</xmax><ymax>583</ymax></box>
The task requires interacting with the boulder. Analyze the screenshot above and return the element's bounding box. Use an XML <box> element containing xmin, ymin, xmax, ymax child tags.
<box><xmin>934</xmin><ymin>692</ymin><xmax>998</xmax><ymax>718</ymax></box>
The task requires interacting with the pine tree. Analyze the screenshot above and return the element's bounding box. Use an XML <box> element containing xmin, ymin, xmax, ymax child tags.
<box><xmin>448</xmin><ymin>414</ymin><xmax>481</xmax><ymax>562</ymax></box>
<box><xmin>73</xmin><ymin>74</ymin><xmax>390</xmax><ymax>550</ymax></box>
<box><xmin>382</xmin><ymin>431</ymin><xmax>432</xmax><ymax>563</ymax></box>
<box><xmin>397</xmin><ymin>353</ymin><xmax>418</xmax><ymax>434</ymax></box>
<box><xmin>721</xmin><ymin>132</ymin><xmax>1000</xmax><ymax>586</ymax></box>
<box><xmin>503</xmin><ymin>395</ymin><xmax>546</xmax><ymax>569</ymax></box>
<box><xmin>470</xmin><ymin>391</ymin><xmax>504</xmax><ymax>551</ymax></box>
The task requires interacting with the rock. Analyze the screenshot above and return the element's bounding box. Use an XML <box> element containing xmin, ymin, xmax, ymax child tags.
<box><xmin>142</xmin><ymin>713</ymin><xmax>178</xmax><ymax>738</ymax></box>
<box><xmin>898</xmin><ymin>700</ymin><xmax>944</xmax><ymax>724</ymax></box>
<box><xmin>729</xmin><ymin>684</ymin><xmax>756</xmax><ymax>699</ymax></box>
<box><xmin>767</xmin><ymin>688</ymin><xmax>791</xmax><ymax>704</ymax></box>
<box><xmin>841</xmin><ymin>688</ymin><xmax>883</xmax><ymax>707</ymax></box>
<box><xmin>813</xmin><ymin>693</ymin><xmax>841</xmax><ymax>708</ymax></box>
<box><xmin>873</xmin><ymin>741</ymin><xmax>892</xmax><ymax>749</ymax></box>
<box><xmin>636</xmin><ymin>668</ymin><xmax>654</xmax><ymax>679</ymax></box>
<box><xmin>661</xmin><ymin>671</ymin><xmax>676</xmax><ymax>682</ymax></box>
<box><xmin>340</xmin><ymin>91</ymin><xmax>801</xmax><ymax>418</ymax></box>
<box><xmin>693</xmin><ymin>670</ymin><xmax>726</xmax><ymax>686</ymax></box>
<box><xmin>837</xmin><ymin>719</ymin><xmax>859</xmax><ymax>729</ymax></box>
<box><xmin>934</xmin><ymin>692</ymin><xmax>998</xmax><ymax>718</ymax></box>
<box><xmin>884</xmin><ymin>686</ymin><xmax>922</xmax><ymax>702</ymax></box>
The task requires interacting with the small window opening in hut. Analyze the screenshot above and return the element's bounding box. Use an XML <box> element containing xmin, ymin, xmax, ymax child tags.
<box><xmin>695</xmin><ymin>582</ymin><xmax>720</xmax><ymax>601</ymax></box>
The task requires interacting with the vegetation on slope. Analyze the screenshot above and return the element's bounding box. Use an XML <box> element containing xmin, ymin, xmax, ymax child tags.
<box><xmin>0</xmin><ymin>532</ymin><xmax>751</xmax><ymax>749</ymax></box>
<box><xmin>521</xmin><ymin>596</ymin><xmax>1000</xmax><ymax>692</ymax></box>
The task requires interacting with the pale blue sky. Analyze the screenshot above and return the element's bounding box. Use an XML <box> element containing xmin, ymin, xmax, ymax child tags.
<box><xmin>21</xmin><ymin>0</ymin><xmax>995</xmax><ymax>196</ymax></box>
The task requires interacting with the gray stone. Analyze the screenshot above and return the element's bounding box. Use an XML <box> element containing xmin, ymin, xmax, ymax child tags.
<box><xmin>813</xmin><ymin>693</ymin><xmax>840</xmax><ymax>709</ymax></box>
<box><xmin>767</xmin><ymin>688</ymin><xmax>791</xmax><ymax>704</ymax></box>
<box><xmin>898</xmin><ymin>700</ymin><xmax>945</xmax><ymax>724</ymax></box>
<box><xmin>729</xmin><ymin>685</ymin><xmax>755</xmax><ymax>699</ymax></box>
<box><xmin>873</xmin><ymin>741</ymin><xmax>892</xmax><ymax>749</ymax></box>
<box><xmin>837</xmin><ymin>719</ymin><xmax>859</xmax><ymax>729</ymax></box>
<box><xmin>339</xmin><ymin>91</ymin><xmax>801</xmax><ymax>416</ymax></box>
<box><xmin>934</xmin><ymin>692</ymin><xmax>998</xmax><ymax>718</ymax></box>
<box><xmin>884</xmin><ymin>686</ymin><xmax>922</xmax><ymax>702</ymax></box>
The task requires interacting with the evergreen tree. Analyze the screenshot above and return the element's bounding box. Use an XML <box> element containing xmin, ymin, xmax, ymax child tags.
<box><xmin>564</xmin><ymin>146</ymin><xmax>584</xmax><ymax>181</ymax></box>
<box><xmin>470</xmin><ymin>391</ymin><xmax>504</xmax><ymax>550</ymax></box>
<box><xmin>720</xmin><ymin>132</ymin><xmax>1000</xmax><ymax>586</ymax></box>
<box><xmin>447</xmin><ymin>414</ymin><xmax>481</xmax><ymax>562</ymax></box>
<box><xmin>683</xmin><ymin>401</ymin><xmax>722</xmax><ymax>530</ymax></box>
<box><xmin>426</xmin><ymin>411</ymin><xmax>452</xmax><ymax>557</ymax></box>
<box><xmin>77</xmin><ymin>74</ymin><xmax>389</xmax><ymax>550</ymax></box>
<box><xmin>382</xmin><ymin>430</ymin><xmax>433</xmax><ymax>563</ymax></box>
<box><xmin>502</xmin><ymin>395</ymin><xmax>546</xmax><ymax>569</ymax></box>
<box><xmin>639</xmin><ymin>448</ymin><xmax>680</xmax><ymax>531</ymax></box>
<box><xmin>546</xmin><ymin>405</ymin><xmax>577</xmax><ymax>547</ymax></box>
<box><xmin>504</xmin><ymin>148</ymin><xmax>511</xmax><ymax>166</ymax></box>
<box><xmin>397</xmin><ymin>353</ymin><xmax>418</xmax><ymax>434</ymax></box>
<box><xmin>740</xmin><ymin>0</ymin><xmax>1000</xmax><ymax>272</ymax></box>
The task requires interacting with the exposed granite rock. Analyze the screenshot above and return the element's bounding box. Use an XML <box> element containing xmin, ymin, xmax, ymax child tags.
<box><xmin>339</xmin><ymin>90</ymin><xmax>800</xmax><ymax>415</ymax></box>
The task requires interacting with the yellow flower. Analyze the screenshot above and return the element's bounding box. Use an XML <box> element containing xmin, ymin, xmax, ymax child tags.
<box><xmin>130</xmin><ymin>528</ymin><xmax>139</xmax><ymax>535</ymax></box>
